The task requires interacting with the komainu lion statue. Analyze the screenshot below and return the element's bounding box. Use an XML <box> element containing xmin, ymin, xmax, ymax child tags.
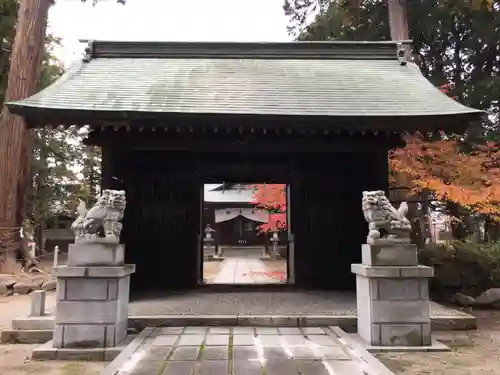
<box><xmin>362</xmin><ymin>190</ymin><xmax>411</xmax><ymax>244</ymax></box>
<box><xmin>71</xmin><ymin>190</ymin><xmax>126</xmax><ymax>241</ymax></box>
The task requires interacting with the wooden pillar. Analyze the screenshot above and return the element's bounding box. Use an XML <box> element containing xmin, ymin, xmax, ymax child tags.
<box><xmin>101</xmin><ymin>146</ymin><xmax>124</xmax><ymax>190</ymax></box>
<box><xmin>285</xmin><ymin>183</ymin><xmax>295</xmax><ymax>284</ymax></box>
<box><xmin>368</xmin><ymin>148</ymin><xmax>390</xmax><ymax>193</ymax></box>
<box><xmin>101</xmin><ymin>146</ymin><xmax>112</xmax><ymax>189</ymax></box>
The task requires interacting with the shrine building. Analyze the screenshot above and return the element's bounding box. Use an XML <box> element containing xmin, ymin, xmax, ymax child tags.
<box><xmin>6</xmin><ymin>41</ymin><xmax>482</xmax><ymax>292</ymax></box>
<box><xmin>203</xmin><ymin>183</ymin><xmax>269</xmax><ymax>255</ymax></box>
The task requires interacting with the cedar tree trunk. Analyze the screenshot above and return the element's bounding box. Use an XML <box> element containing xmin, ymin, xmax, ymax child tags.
<box><xmin>0</xmin><ymin>0</ymin><xmax>51</xmax><ymax>272</ymax></box>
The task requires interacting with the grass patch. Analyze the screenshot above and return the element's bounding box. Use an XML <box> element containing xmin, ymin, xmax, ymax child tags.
<box><xmin>227</xmin><ymin>335</ymin><xmax>233</xmax><ymax>375</ymax></box>
<box><xmin>197</xmin><ymin>342</ymin><xmax>205</xmax><ymax>360</ymax></box>
<box><xmin>156</xmin><ymin>340</ymin><xmax>178</xmax><ymax>375</ymax></box>
<box><xmin>60</xmin><ymin>363</ymin><xmax>86</xmax><ymax>375</ymax></box>
<box><xmin>376</xmin><ymin>355</ymin><xmax>413</xmax><ymax>374</ymax></box>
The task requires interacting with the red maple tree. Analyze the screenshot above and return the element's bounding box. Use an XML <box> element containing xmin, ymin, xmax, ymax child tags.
<box><xmin>251</xmin><ymin>86</ymin><xmax>500</xmax><ymax>226</ymax></box>
<box><xmin>250</xmin><ymin>184</ymin><xmax>287</xmax><ymax>232</ymax></box>
<box><xmin>390</xmin><ymin>83</ymin><xmax>500</xmax><ymax>219</ymax></box>
<box><xmin>390</xmin><ymin>133</ymin><xmax>500</xmax><ymax>219</ymax></box>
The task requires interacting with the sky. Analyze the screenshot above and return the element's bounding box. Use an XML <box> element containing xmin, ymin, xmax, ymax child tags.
<box><xmin>48</xmin><ymin>0</ymin><xmax>292</xmax><ymax>66</ymax></box>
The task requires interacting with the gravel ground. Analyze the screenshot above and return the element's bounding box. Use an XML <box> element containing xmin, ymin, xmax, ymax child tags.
<box><xmin>0</xmin><ymin>292</ymin><xmax>56</xmax><ymax>331</ymax></box>
<box><xmin>0</xmin><ymin>292</ymin><xmax>103</xmax><ymax>375</ymax></box>
<box><xmin>129</xmin><ymin>291</ymin><xmax>469</xmax><ymax>316</ymax></box>
<box><xmin>202</xmin><ymin>261</ymin><xmax>222</xmax><ymax>283</ymax></box>
<box><xmin>377</xmin><ymin>310</ymin><xmax>500</xmax><ymax>374</ymax></box>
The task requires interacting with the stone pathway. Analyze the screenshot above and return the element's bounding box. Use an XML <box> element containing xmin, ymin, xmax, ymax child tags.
<box><xmin>212</xmin><ymin>258</ymin><xmax>282</xmax><ymax>284</ymax></box>
<box><xmin>113</xmin><ymin>326</ymin><xmax>392</xmax><ymax>375</ymax></box>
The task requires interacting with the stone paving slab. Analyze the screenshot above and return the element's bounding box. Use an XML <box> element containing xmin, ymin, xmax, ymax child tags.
<box><xmin>212</xmin><ymin>258</ymin><xmax>281</xmax><ymax>284</ymax></box>
<box><xmin>105</xmin><ymin>326</ymin><xmax>395</xmax><ymax>375</ymax></box>
<box><xmin>5</xmin><ymin>310</ymin><xmax>475</xmax><ymax>346</ymax></box>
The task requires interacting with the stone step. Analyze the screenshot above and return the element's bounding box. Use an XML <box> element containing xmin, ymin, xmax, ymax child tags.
<box><xmin>9</xmin><ymin>312</ymin><xmax>475</xmax><ymax>335</ymax></box>
<box><xmin>1</xmin><ymin>329</ymin><xmax>52</xmax><ymax>344</ymax></box>
<box><xmin>12</xmin><ymin>315</ymin><xmax>54</xmax><ymax>330</ymax></box>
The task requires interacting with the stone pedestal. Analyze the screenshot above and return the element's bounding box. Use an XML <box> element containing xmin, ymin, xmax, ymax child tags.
<box><xmin>52</xmin><ymin>241</ymin><xmax>135</xmax><ymax>349</ymax></box>
<box><xmin>352</xmin><ymin>243</ymin><xmax>433</xmax><ymax>347</ymax></box>
<box><xmin>203</xmin><ymin>237</ymin><xmax>216</xmax><ymax>260</ymax></box>
<box><xmin>67</xmin><ymin>241</ymin><xmax>124</xmax><ymax>266</ymax></box>
<box><xmin>203</xmin><ymin>245</ymin><xmax>216</xmax><ymax>260</ymax></box>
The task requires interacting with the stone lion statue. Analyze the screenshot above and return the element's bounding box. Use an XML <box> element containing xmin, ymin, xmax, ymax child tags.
<box><xmin>362</xmin><ymin>190</ymin><xmax>411</xmax><ymax>244</ymax></box>
<box><xmin>71</xmin><ymin>190</ymin><xmax>126</xmax><ymax>241</ymax></box>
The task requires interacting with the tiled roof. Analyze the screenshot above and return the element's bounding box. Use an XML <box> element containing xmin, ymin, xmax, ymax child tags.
<box><xmin>204</xmin><ymin>184</ymin><xmax>254</xmax><ymax>203</ymax></box>
<box><xmin>6</xmin><ymin>41</ymin><xmax>482</xmax><ymax>120</ymax></box>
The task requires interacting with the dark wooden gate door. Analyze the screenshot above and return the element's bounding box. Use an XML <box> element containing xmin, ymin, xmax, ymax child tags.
<box><xmin>290</xmin><ymin>153</ymin><xmax>364</xmax><ymax>290</ymax></box>
<box><xmin>122</xmin><ymin>152</ymin><xmax>202</xmax><ymax>292</ymax></box>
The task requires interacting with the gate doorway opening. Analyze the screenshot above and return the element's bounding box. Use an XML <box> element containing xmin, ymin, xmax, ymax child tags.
<box><xmin>201</xmin><ymin>183</ymin><xmax>290</xmax><ymax>285</ymax></box>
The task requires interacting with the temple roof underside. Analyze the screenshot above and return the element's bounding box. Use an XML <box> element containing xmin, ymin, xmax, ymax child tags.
<box><xmin>6</xmin><ymin>41</ymin><xmax>483</xmax><ymax>130</ymax></box>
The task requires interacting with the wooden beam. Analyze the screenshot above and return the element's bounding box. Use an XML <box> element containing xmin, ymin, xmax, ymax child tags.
<box><xmin>88</xmin><ymin>131</ymin><xmax>401</xmax><ymax>153</ymax></box>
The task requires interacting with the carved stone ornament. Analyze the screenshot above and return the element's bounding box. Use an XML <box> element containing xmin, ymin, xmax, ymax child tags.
<box><xmin>362</xmin><ymin>190</ymin><xmax>411</xmax><ymax>245</ymax></box>
<box><xmin>204</xmin><ymin>224</ymin><xmax>215</xmax><ymax>242</ymax></box>
<box><xmin>71</xmin><ymin>190</ymin><xmax>126</xmax><ymax>243</ymax></box>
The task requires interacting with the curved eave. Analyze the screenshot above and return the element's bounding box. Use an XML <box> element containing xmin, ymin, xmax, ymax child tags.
<box><xmin>5</xmin><ymin>55</ymin><xmax>484</xmax><ymax>133</ymax></box>
<box><xmin>5</xmin><ymin>104</ymin><xmax>483</xmax><ymax>134</ymax></box>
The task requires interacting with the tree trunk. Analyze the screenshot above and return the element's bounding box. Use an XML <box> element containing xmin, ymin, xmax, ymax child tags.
<box><xmin>0</xmin><ymin>0</ymin><xmax>51</xmax><ymax>272</ymax></box>
<box><xmin>387</xmin><ymin>0</ymin><xmax>409</xmax><ymax>40</ymax></box>
<box><xmin>387</xmin><ymin>0</ymin><xmax>411</xmax><ymax>58</ymax></box>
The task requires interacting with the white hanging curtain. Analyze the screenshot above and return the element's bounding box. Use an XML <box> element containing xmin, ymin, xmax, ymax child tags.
<box><xmin>214</xmin><ymin>208</ymin><xmax>269</xmax><ymax>223</ymax></box>
<box><xmin>240</xmin><ymin>208</ymin><xmax>269</xmax><ymax>223</ymax></box>
<box><xmin>215</xmin><ymin>208</ymin><xmax>241</xmax><ymax>223</ymax></box>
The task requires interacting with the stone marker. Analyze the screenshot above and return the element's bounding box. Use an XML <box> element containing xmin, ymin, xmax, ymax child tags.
<box><xmin>52</xmin><ymin>189</ymin><xmax>135</xmax><ymax>349</ymax></box>
<box><xmin>203</xmin><ymin>225</ymin><xmax>216</xmax><ymax>260</ymax></box>
<box><xmin>41</xmin><ymin>279</ymin><xmax>57</xmax><ymax>291</ymax></box>
<box><xmin>352</xmin><ymin>190</ymin><xmax>433</xmax><ymax>347</ymax></box>
<box><xmin>53</xmin><ymin>245</ymin><xmax>59</xmax><ymax>268</ymax></box>
<box><xmin>30</xmin><ymin>290</ymin><xmax>46</xmax><ymax>317</ymax></box>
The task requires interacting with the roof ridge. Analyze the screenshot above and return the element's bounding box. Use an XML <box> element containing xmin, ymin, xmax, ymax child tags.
<box><xmin>78</xmin><ymin>40</ymin><xmax>411</xmax><ymax>61</ymax></box>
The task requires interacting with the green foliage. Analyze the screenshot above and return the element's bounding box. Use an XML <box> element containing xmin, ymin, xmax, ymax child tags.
<box><xmin>292</xmin><ymin>0</ymin><xmax>390</xmax><ymax>41</ymax></box>
<box><xmin>39</xmin><ymin>34</ymin><xmax>64</xmax><ymax>90</ymax></box>
<box><xmin>420</xmin><ymin>241</ymin><xmax>500</xmax><ymax>297</ymax></box>
<box><xmin>0</xmin><ymin>0</ymin><xmax>103</xmax><ymax>240</ymax></box>
<box><xmin>25</xmin><ymin>35</ymin><xmax>102</xmax><ymax>239</ymax></box>
<box><xmin>82</xmin><ymin>0</ymin><xmax>126</xmax><ymax>5</ymax></box>
<box><xmin>28</xmin><ymin>127</ymin><xmax>101</xmax><ymax>229</ymax></box>
<box><xmin>0</xmin><ymin>0</ymin><xmax>17</xmax><ymax>105</ymax></box>
<box><xmin>286</xmin><ymin>0</ymin><xmax>500</xmax><ymax>135</ymax></box>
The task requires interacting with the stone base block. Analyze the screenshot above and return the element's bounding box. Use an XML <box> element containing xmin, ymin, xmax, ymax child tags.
<box><xmin>375</xmin><ymin>323</ymin><xmax>432</xmax><ymax>346</ymax></box>
<box><xmin>54</xmin><ymin>263</ymin><xmax>134</xmax><ymax>349</ymax></box>
<box><xmin>12</xmin><ymin>316</ymin><xmax>54</xmax><ymax>331</ymax></box>
<box><xmin>352</xmin><ymin>264</ymin><xmax>434</xmax><ymax>278</ymax></box>
<box><xmin>32</xmin><ymin>337</ymin><xmax>133</xmax><ymax>361</ymax></box>
<box><xmin>354</xmin><ymin>263</ymin><xmax>433</xmax><ymax>347</ymax></box>
<box><xmin>334</xmin><ymin>329</ymin><xmax>450</xmax><ymax>354</ymax></box>
<box><xmin>1</xmin><ymin>329</ymin><xmax>53</xmax><ymax>344</ymax></box>
<box><xmin>54</xmin><ymin>322</ymin><xmax>128</xmax><ymax>348</ymax></box>
<box><xmin>203</xmin><ymin>246</ymin><xmax>216</xmax><ymax>261</ymax></box>
<box><xmin>361</xmin><ymin>243</ymin><xmax>418</xmax><ymax>266</ymax></box>
<box><xmin>54</xmin><ymin>264</ymin><xmax>135</xmax><ymax>278</ymax></box>
<box><xmin>68</xmin><ymin>242</ymin><xmax>125</xmax><ymax>266</ymax></box>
